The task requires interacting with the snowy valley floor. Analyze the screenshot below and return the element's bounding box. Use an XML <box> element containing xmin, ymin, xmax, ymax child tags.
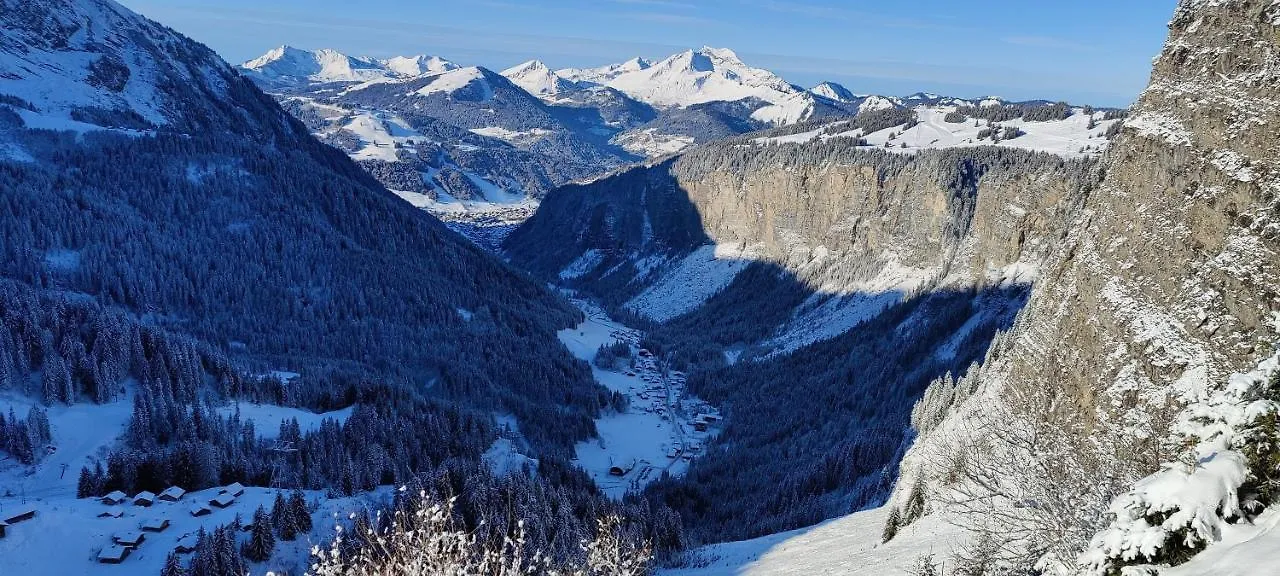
<box><xmin>663</xmin><ymin>506</ymin><xmax>965</xmax><ymax>576</ymax></box>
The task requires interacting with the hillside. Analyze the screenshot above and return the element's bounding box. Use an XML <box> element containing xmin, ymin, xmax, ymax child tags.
<box><xmin>0</xmin><ymin>0</ymin><xmax>602</xmax><ymax>456</ymax></box>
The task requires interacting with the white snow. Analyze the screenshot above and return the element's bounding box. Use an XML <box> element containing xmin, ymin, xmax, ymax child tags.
<box><xmin>751</xmin><ymin>93</ymin><xmax>816</xmax><ymax>125</ymax></box>
<box><xmin>0</xmin><ymin>392</ymin><xmax>135</xmax><ymax>501</ymax></box>
<box><xmin>500</xmin><ymin>60</ymin><xmax>576</xmax><ymax>97</ymax></box>
<box><xmin>560</xmin><ymin>249</ymin><xmax>606</xmax><ymax>280</ymax></box>
<box><xmin>0</xmin><ymin>0</ymin><xmax>221</xmax><ymax>131</ymax></box>
<box><xmin>242</xmin><ymin>46</ymin><xmax>387</xmax><ymax>84</ymax></box>
<box><xmin>625</xmin><ymin>243</ymin><xmax>764</xmax><ymax>322</ymax></box>
<box><xmin>1127</xmin><ymin>111</ymin><xmax>1193</xmax><ymax>148</ymax></box>
<box><xmin>605</xmin><ymin>47</ymin><xmax>798</xmax><ymax>108</ymax></box>
<box><xmin>380</xmin><ymin>54</ymin><xmax>456</xmax><ymax>77</ymax></box>
<box><xmin>809</xmin><ymin>82</ymin><xmax>860</xmax><ymax>103</ymax></box>
<box><xmin>662</xmin><ymin>505</ymin><xmax>965</xmax><ymax>576</ymax></box>
<box><xmin>481</xmin><ymin>437</ymin><xmax>537</xmax><ymax>478</ymax></box>
<box><xmin>411</xmin><ymin>67</ymin><xmax>493</xmax><ymax>100</ymax></box>
<box><xmin>755</xmin><ymin>106</ymin><xmax>1120</xmax><ymax>159</ymax></box>
<box><xmin>557</xmin><ymin>57</ymin><xmax>653</xmax><ymax>85</ymax></box>
<box><xmin>341</xmin><ymin>110</ymin><xmax>422</xmax><ymax>161</ymax></box>
<box><xmin>214</xmin><ymin>403</ymin><xmax>355</xmax><ymax>439</ymax></box>
<box><xmin>613</xmin><ymin>128</ymin><xmax>697</xmax><ymax>157</ymax></box>
<box><xmin>1081</xmin><ymin>351</ymin><xmax>1280</xmax><ymax>573</ymax></box>
<box><xmin>468</xmin><ymin>126</ymin><xmax>554</xmax><ymax>144</ymax></box>
<box><xmin>0</xmin><ymin>483</ymin><xmax>390</xmax><ymax>576</ymax></box>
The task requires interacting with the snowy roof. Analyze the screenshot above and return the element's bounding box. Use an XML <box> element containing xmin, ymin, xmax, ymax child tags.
<box><xmin>210</xmin><ymin>493</ymin><xmax>236</xmax><ymax>507</ymax></box>
<box><xmin>103</xmin><ymin>491</ymin><xmax>127</xmax><ymax>503</ymax></box>
<box><xmin>113</xmin><ymin>531</ymin><xmax>145</xmax><ymax>546</ymax></box>
<box><xmin>220</xmin><ymin>482</ymin><xmax>245</xmax><ymax>496</ymax></box>
<box><xmin>189</xmin><ymin>503</ymin><xmax>210</xmax><ymax>516</ymax></box>
<box><xmin>133</xmin><ymin>491</ymin><xmax>156</xmax><ymax>502</ymax></box>
<box><xmin>98</xmin><ymin>506</ymin><xmax>124</xmax><ymax>518</ymax></box>
<box><xmin>159</xmin><ymin>486</ymin><xmax>186</xmax><ymax>499</ymax></box>
<box><xmin>97</xmin><ymin>545</ymin><xmax>129</xmax><ymax>562</ymax></box>
<box><xmin>140</xmin><ymin>517</ymin><xmax>169</xmax><ymax>531</ymax></box>
<box><xmin>175</xmin><ymin>534</ymin><xmax>198</xmax><ymax>552</ymax></box>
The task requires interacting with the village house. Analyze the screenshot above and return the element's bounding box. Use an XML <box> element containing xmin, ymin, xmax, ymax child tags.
<box><xmin>220</xmin><ymin>482</ymin><xmax>245</xmax><ymax>497</ymax></box>
<box><xmin>189</xmin><ymin>503</ymin><xmax>211</xmax><ymax>517</ymax></box>
<box><xmin>113</xmin><ymin>531</ymin><xmax>145</xmax><ymax>548</ymax></box>
<box><xmin>141</xmin><ymin>517</ymin><xmax>170</xmax><ymax>533</ymax></box>
<box><xmin>174</xmin><ymin>534</ymin><xmax>198</xmax><ymax>553</ymax></box>
<box><xmin>210</xmin><ymin>493</ymin><xmax>236</xmax><ymax>509</ymax></box>
<box><xmin>101</xmin><ymin>491</ymin><xmax>128</xmax><ymax>506</ymax></box>
<box><xmin>158</xmin><ymin>486</ymin><xmax>186</xmax><ymax>502</ymax></box>
<box><xmin>97</xmin><ymin>545</ymin><xmax>130</xmax><ymax>564</ymax></box>
<box><xmin>97</xmin><ymin>506</ymin><xmax>124</xmax><ymax>519</ymax></box>
<box><xmin>133</xmin><ymin>491</ymin><xmax>156</xmax><ymax>507</ymax></box>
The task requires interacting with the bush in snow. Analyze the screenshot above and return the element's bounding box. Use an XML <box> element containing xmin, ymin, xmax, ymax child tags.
<box><xmin>308</xmin><ymin>491</ymin><xmax>652</xmax><ymax>576</ymax></box>
<box><xmin>1080</xmin><ymin>353</ymin><xmax>1280</xmax><ymax>574</ymax></box>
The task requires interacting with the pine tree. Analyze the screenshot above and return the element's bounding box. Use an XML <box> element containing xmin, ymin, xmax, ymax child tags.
<box><xmin>77</xmin><ymin>466</ymin><xmax>94</xmax><ymax>498</ymax></box>
<box><xmin>271</xmin><ymin>491</ymin><xmax>296</xmax><ymax>541</ymax></box>
<box><xmin>289</xmin><ymin>489</ymin><xmax>312</xmax><ymax>534</ymax></box>
<box><xmin>242</xmin><ymin>506</ymin><xmax>275</xmax><ymax>562</ymax></box>
<box><xmin>882</xmin><ymin>506</ymin><xmax>901</xmax><ymax>543</ymax></box>
<box><xmin>161</xmin><ymin>550</ymin><xmax>187</xmax><ymax>576</ymax></box>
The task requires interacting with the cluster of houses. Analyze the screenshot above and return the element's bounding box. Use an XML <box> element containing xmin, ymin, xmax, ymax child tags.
<box><xmin>94</xmin><ymin>483</ymin><xmax>245</xmax><ymax>564</ymax></box>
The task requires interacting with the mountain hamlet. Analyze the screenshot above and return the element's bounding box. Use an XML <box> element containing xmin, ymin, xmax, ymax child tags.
<box><xmin>1</xmin><ymin>0</ymin><xmax>1278</xmax><ymax>575</ymax></box>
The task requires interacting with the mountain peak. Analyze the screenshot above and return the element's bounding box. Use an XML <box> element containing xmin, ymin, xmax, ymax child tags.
<box><xmin>501</xmin><ymin>59</ymin><xmax>574</xmax><ymax>96</ymax></box>
<box><xmin>382</xmin><ymin>54</ymin><xmax>457</xmax><ymax>77</ymax></box>
<box><xmin>809</xmin><ymin>81</ymin><xmax>858</xmax><ymax>103</ymax></box>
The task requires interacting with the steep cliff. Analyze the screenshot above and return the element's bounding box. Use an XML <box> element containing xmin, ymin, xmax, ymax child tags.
<box><xmin>895</xmin><ymin>0</ymin><xmax>1280</xmax><ymax>570</ymax></box>
<box><xmin>510</xmin><ymin>141</ymin><xmax>1096</xmax><ymax>352</ymax></box>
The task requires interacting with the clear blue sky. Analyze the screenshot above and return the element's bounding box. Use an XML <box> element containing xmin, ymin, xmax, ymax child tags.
<box><xmin>120</xmin><ymin>0</ymin><xmax>1177</xmax><ymax>107</ymax></box>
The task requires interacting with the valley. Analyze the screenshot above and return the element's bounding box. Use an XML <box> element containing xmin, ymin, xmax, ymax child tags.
<box><xmin>557</xmin><ymin>296</ymin><xmax>720</xmax><ymax>499</ymax></box>
<box><xmin>5</xmin><ymin>0</ymin><xmax>1280</xmax><ymax>575</ymax></box>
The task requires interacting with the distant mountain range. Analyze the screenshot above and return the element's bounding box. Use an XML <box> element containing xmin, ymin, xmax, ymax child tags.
<box><xmin>237</xmin><ymin>44</ymin><xmax>1117</xmax><ymax>242</ymax></box>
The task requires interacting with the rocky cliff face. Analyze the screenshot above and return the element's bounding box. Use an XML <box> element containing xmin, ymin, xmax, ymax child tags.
<box><xmin>895</xmin><ymin>0</ymin><xmax>1280</xmax><ymax>568</ymax></box>
<box><xmin>510</xmin><ymin>142</ymin><xmax>1096</xmax><ymax>348</ymax></box>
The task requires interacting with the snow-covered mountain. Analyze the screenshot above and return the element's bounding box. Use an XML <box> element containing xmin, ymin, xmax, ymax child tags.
<box><xmin>809</xmin><ymin>81</ymin><xmax>859</xmax><ymax>103</ymax></box>
<box><xmin>382</xmin><ymin>53</ymin><xmax>456</xmax><ymax>76</ymax></box>
<box><xmin>241</xmin><ymin>45</ymin><xmax>390</xmax><ymax>86</ymax></box>
<box><xmin>0</xmin><ymin>0</ymin><xmax>239</xmax><ymax>132</ymax></box>
<box><xmin>557</xmin><ymin>57</ymin><xmax>652</xmax><ymax>85</ymax></box>
<box><xmin>604</xmin><ymin>46</ymin><xmax>798</xmax><ymax>108</ymax></box>
<box><xmin>501</xmin><ymin>59</ymin><xmax>578</xmax><ymax>96</ymax></box>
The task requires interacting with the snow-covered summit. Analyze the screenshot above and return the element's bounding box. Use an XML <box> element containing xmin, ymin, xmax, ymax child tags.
<box><xmin>500</xmin><ymin>59</ymin><xmax>577</xmax><ymax>96</ymax></box>
<box><xmin>0</xmin><ymin>0</ymin><xmax>242</xmax><ymax>131</ymax></box>
<box><xmin>557</xmin><ymin>57</ymin><xmax>653</xmax><ymax>85</ymax></box>
<box><xmin>241</xmin><ymin>45</ymin><xmax>387</xmax><ymax>84</ymax></box>
<box><xmin>604</xmin><ymin>46</ymin><xmax>799</xmax><ymax>108</ymax></box>
<box><xmin>809</xmin><ymin>81</ymin><xmax>860</xmax><ymax>103</ymax></box>
<box><xmin>382</xmin><ymin>54</ymin><xmax>456</xmax><ymax>77</ymax></box>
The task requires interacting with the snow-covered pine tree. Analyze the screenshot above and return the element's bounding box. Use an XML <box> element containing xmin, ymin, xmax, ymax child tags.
<box><xmin>161</xmin><ymin>550</ymin><xmax>187</xmax><ymax>576</ymax></box>
<box><xmin>270</xmin><ymin>491</ymin><xmax>297</xmax><ymax>541</ymax></box>
<box><xmin>242</xmin><ymin>505</ymin><xmax>275</xmax><ymax>562</ymax></box>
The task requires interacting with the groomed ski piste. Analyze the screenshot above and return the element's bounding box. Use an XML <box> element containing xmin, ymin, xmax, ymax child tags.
<box><xmin>557</xmin><ymin>296</ymin><xmax>720</xmax><ymax>499</ymax></box>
